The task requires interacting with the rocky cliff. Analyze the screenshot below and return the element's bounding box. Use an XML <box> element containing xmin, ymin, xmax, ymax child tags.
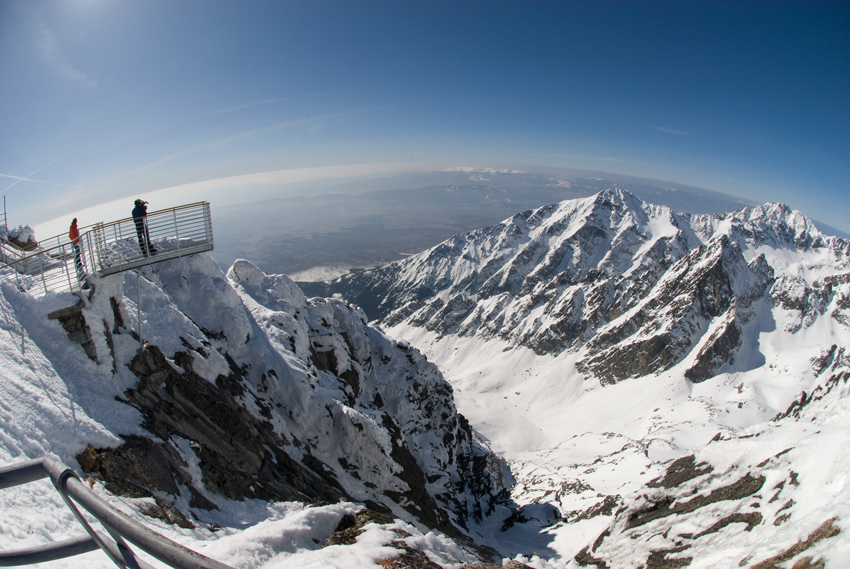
<box><xmin>68</xmin><ymin>254</ymin><xmax>509</xmax><ymax>542</ymax></box>
<box><xmin>333</xmin><ymin>188</ymin><xmax>850</xmax><ymax>385</ymax></box>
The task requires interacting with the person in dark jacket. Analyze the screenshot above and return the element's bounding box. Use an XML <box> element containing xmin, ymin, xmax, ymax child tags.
<box><xmin>132</xmin><ymin>199</ymin><xmax>156</xmax><ymax>255</ymax></box>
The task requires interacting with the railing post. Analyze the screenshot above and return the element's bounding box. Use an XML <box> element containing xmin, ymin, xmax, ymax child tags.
<box><xmin>173</xmin><ymin>209</ymin><xmax>182</xmax><ymax>257</ymax></box>
<box><xmin>93</xmin><ymin>222</ymin><xmax>105</xmax><ymax>270</ymax></box>
<box><xmin>38</xmin><ymin>248</ymin><xmax>48</xmax><ymax>295</ymax></box>
<box><xmin>62</xmin><ymin>245</ymin><xmax>75</xmax><ymax>293</ymax></box>
<box><xmin>42</xmin><ymin>457</ymin><xmax>145</xmax><ymax>569</ymax></box>
<box><xmin>0</xmin><ymin>457</ymin><xmax>47</xmax><ymax>489</ymax></box>
<box><xmin>203</xmin><ymin>202</ymin><xmax>214</xmax><ymax>250</ymax></box>
<box><xmin>136</xmin><ymin>270</ymin><xmax>143</xmax><ymax>354</ymax></box>
<box><xmin>0</xmin><ymin>455</ymin><xmax>234</xmax><ymax>569</ymax></box>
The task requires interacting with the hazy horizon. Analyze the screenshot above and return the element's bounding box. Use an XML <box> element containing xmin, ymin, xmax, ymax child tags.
<box><xmin>3</xmin><ymin>1</ymin><xmax>848</xmax><ymax>234</ymax></box>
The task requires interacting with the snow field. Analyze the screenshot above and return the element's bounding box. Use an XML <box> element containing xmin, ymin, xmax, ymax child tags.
<box><xmin>0</xmin><ymin>257</ymin><xmax>498</xmax><ymax>568</ymax></box>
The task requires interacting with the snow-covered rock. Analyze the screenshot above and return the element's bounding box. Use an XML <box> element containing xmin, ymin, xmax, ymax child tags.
<box><xmin>334</xmin><ymin>188</ymin><xmax>850</xmax><ymax>385</ymax></box>
<box><xmin>331</xmin><ymin>188</ymin><xmax>850</xmax><ymax>566</ymax></box>
<box><xmin>0</xmin><ymin>254</ymin><xmax>510</xmax><ymax>566</ymax></box>
<box><xmin>3</xmin><ymin>187</ymin><xmax>849</xmax><ymax>568</ymax></box>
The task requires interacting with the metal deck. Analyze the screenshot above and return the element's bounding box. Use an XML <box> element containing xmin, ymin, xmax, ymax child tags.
<box><xmin>0</xmin><ymin>202</ymin><xmax>214</xmax><ymax>296</ymax></box>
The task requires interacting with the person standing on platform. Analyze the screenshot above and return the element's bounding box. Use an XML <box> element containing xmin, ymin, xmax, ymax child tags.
<box><xmin>69</xmin><ymin>218</ymin><xmax>89</xmax><ymax>290</ymax></box>
<box><xmin>132</xmin><ymin>199</ymin><xmax>157</xmax><ymax>255</ymax></box>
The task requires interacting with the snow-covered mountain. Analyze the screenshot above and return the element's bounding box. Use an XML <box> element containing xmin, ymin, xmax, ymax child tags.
<box><xmin>331</xmin><ymin>188</ymin><xmax>850</xmax><ymax>567</ymax></box>
<box><xmin>335</xmin><ymin>188</ymin><xmax>849</xmax><ymax>385</ymax></box>
<box><xmin>3</xmin><ymin>187</ymin><xmax>849</xmax><ymax>568</ymax></box>
<box><xmin>0</xmin><ymin>254</ymin><xmax>511</xmax><ymax>567</ymax></box>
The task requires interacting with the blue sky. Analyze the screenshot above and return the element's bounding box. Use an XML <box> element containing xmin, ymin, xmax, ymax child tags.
<box><xmin>2</xmin><ymin>0</ymin><xmax>848</xmax><ymax>233</ymax></box>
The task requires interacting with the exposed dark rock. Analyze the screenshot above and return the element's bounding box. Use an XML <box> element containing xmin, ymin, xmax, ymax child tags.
<box><xmin>562</xmin><ymin>494</ymin><xmax>622</xmax><ymax>523</ymax></box>
<box><xmin>574</xmin><ymin>545</ymin><xmax>610</xmax><ymax>569</ymax></box>
<box><xmin>5</xmin><ymin>234</ymin><xmax>37</xmax><ymax>251</ymax></box>
<box><xmin>580</xmin><ymin>235</ymin><xmax>771</xmax><ymax>383</ymax></box>
<box><xmin>109</xmin><ymin>296</ymin><xmax>125</xmax><ymax>332</ymax></box>
<box><xmin>684</xmin><ymin>309</ymin><xmax>742</xmax><ymax>382</ymax></box>
<box><xmin>321</xmin><ymin>508</ymin><xmax>482</xmax><ymax>569</ymax></box>
<box><xmin>381</xmin><ymin>413</ymin><xmax>453</xmax><ymax>534</ymax></box>
<box><xmin>774</xmin><ymin>371</ymin><xmax>850</xmax><ymax>421</ymax></box>
<box><xmin>77</xmin><ymin>436</ymin><xmax>186</xmax><ymax>499</ymax></box>
<box><xmin>645</xmin><ymin>546</ymin><xmax>692</xmax><ymax>569</ymax></box>
<box><xmin>79</xmin><ymin>344</ymin><xmax>347</xmax><ymax>521</ymax></box>
<box><xmin>692</xmin><ymin>511</ymin><xmax>763</xmax><ymax>538</ymax></box>
<box><xmin>627</xmin><ymin>473</ymin><xmax>765</xmax><ymax>529</ymax></box>
<box><xmin>647</xmin><ymin>456</ymin><xmax>713</xmax><ymax>489</ymax></box>
<box><xmin>48</xmin><ymin>302</ymin><xmax>98</xmax><ymax>362</ymax></box>
<box><xmin>379</xmin><ymin>544</ymin><xmax>443</xmax><ymax>569</ymax></box>
<box><xmin>321</xmin><ymin>508</ymin><xmax>396</xmax><ymax>546</ymax></box>
<box><xmin>750</xmin><ymin>518</ymin><xmax>839</xmax><ymax>569</ymax></box>
<box><xmin>139</xmin><ymin>495</ymin><xmax>195</xmax><ymax>529</ymax></box>
<box><xmin>500</xmin><ymin>502</ymin><xmax>561</xmax><ymax>531</ymax></box>
<box><xmin>463</xmin><ymin>563</ymin><xmax>533</xmax><ymax>569</ymax></box>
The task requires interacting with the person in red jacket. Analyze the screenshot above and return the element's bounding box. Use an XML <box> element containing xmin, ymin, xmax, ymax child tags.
<box><xmin>69</xmin><ymin>218</ymin><xmax>89</xmax><ymax>290</ymax></box>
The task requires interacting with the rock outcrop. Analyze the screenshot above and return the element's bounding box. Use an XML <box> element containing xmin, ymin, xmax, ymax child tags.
<box><xmin>75</xmin><ymin>255</ymin><xmax>509</xmax><ymax>543</ymax></box>
<box><xmin>333</xmin><ymin>189</ymin><xmax>849</xmax><ymax>384</ymax></box>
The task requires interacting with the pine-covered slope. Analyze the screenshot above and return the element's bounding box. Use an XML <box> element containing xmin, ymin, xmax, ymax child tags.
<box><xmin>334</xmin><ymin>188</ymin><xmax>850</xmax><ymax>385</ymax></box>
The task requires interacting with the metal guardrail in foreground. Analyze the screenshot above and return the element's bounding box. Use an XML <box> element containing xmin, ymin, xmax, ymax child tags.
<box><xmin>0</xmin><ymin>202</ymin><xmax>214</xmax><ymax>296</ymax></box>
<box><xmin>0</xmin><ymin>455</ymin><xmax>234</xmax><ymax>569</ymax></box>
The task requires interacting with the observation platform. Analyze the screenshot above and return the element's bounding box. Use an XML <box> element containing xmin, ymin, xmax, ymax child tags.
<box><xmin>0</xmin><ymin>202</ymin><xmax>214</xmax><ymax>296</ymax></box>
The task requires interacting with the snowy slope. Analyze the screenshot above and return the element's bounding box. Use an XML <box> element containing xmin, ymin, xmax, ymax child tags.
<box><xmin>337</xmin><ymin>189</ymin><xmax>849</xmax><ymax>382</ymax></box>
<box><xmin>0</xmin><ymin>255</ymin><xmax>509</xmax><ymax>568</ymax></box>
<box><xmin>2</xmin><ymin>187</ymin><xmax>849</xmax><ymax>568</ymax></box>
<box><xmin>333</xmin><ymin>188</ymin><xmax>850</xmax><ymax>566</ymax></box>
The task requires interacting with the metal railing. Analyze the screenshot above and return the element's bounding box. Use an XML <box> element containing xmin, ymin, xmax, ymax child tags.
<box><xmin>0</xmin><ymin>238</ymin><xmax>27</xmax><ymax>267</ymax></box>
<box><xmin>0</xmin><ymin>202</ymin><xmax>214</xmax><ymax>296</ymax></box>
<box><xmin>0</xmin><ymin>455</ymin><xmax>234</xmax><ymax>569</ymax></box>
<box><xmin>0</xmin><ymin>233</ymin><xmax>94</xmax><ymax>295</ymax></box>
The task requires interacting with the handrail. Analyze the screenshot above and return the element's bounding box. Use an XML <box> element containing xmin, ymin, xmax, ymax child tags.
<box><xmin>0</xmin><ymin>235</ymin><xmax>29</xmax><ymax>252</ymax></box>
<box><xmin>0</xmin><ymin>203</ymin><xmax>212</xmax><ymax>271</ymax></box>
<box><xmin>0</xmin><ymin>240</ymin><xmax>26</xmax><ymax>268</ymax></box>
<box><xmin>35</xmin><ymin>203</ymin><xmax>209</xmax><ymax>246</ymax></box>
<box><xmin>0</xmin><ymin>202</ymin><xmax>214</xmax><ymax>295</ymax></box>
<box><xmin>0</xmin><ymin>239</ymin><xmax>70</xmax><ymax>271</ymax></box>
<box><xmin>102</xmin><ymin>202</ymin><xmax>211</xmax><ymax>231</ymax></box>
<box><xmin>0</xmin><ymin>455</ymin><xmax>234</xmax><ymax>569</ymax></box>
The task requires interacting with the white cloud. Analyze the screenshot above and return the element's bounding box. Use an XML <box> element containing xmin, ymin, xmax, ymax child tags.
<box><xmin>0</xmin><ymin>152</ymin><xmax>74</xmax><ymax>194</ymax></box>
<box><xmin>445</xmin><ymin>167</ymin><xmax>527</xmax><ymax>174</ymax></box>
<box><xmin>0</xmin><ymin>173</ymin><xmax>66</xmax><ymax>189</ymax></box>
<box><xmin>32</xmin><ymin>162</ymin><xmax>423</xmax><ymax>239</ymax></box>
<box><xmin>18</xmin><ymin>2</ymin><xmax>97</xmax><ymax>89</ymax></box>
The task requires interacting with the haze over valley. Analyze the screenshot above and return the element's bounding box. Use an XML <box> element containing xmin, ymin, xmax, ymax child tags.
<box><xmin>2</xmin><ymin>1</ymin><xmax>849</xmax><ymax>567</ymax></box>
<box><xmin>211</xmin><ymin>168</ymin><xmax>765</xmax><ymax>280</ymax></box>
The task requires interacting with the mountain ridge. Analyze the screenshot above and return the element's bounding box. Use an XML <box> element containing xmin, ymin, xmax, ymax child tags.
<box><xmin>333</xmin><ymin>187</ymin><xmax>850</xmax><ymax>566</ymax></box>
<box><xmin>333</xmin><ymin>188</ymin><xmax>849</xmax><ymax>386</ymax></box>
<box><xmin>2</xmin><ymin>187</ymin><xmax>849</xmax><ymax>567</ymax></box>
<box><xmin>0</xmin><ymin>253</ymin><xmax>512</xmax><ymax>564</ymax></box>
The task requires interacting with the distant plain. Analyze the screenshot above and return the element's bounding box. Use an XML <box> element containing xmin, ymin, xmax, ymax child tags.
<box><xmin>210</xmin><ymin>168</ymin><xmax>786</xmax><ymax>282</ymax></box>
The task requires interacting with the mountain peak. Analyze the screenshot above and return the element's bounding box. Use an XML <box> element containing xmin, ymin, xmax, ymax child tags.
<box><xmin>334</xmin><ymin>190</ymin><xmax>849</xmax><ymax>384</ymax></box>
